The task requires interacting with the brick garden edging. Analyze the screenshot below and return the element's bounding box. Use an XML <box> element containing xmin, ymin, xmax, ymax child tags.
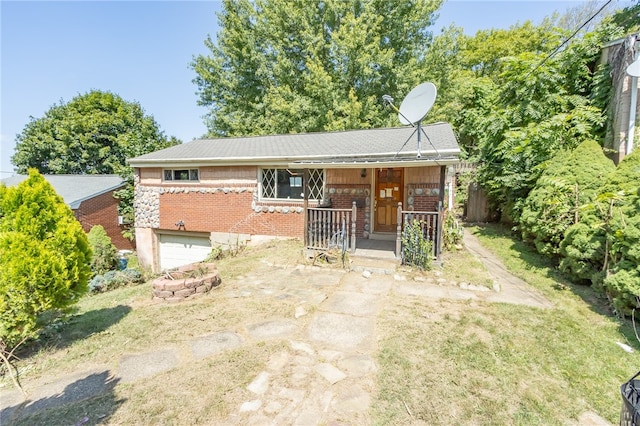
<box><xmin>151</xmin><ymin>262</ymin><xmax>221</xmax><ymax>302</ymax></box>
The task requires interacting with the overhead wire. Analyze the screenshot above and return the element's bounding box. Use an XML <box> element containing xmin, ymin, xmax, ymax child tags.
<box><xmin>524</xmin><ymin>0</ymin><xmax>614</xmax><ymax>79</ymax></box>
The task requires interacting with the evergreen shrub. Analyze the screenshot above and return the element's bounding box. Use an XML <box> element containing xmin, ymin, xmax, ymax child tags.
<box><xmin>520</xmin><ymin>140</ymin><xmax>614</xmax><ymax>257</ymax></box>
<box><xmin>87</xmin><ymin>225</ymin><xmax>118</xmax><ymax>275</ymax></box>
<box><xmin>0</xmin><ymin>170</ymin><xmax>91</xmax><ymax>350</ymax></box>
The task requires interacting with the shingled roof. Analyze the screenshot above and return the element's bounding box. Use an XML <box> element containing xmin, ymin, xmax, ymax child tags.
<box><xmin>128</xmin><ymin>122</ymin><xmax>460</xmax><ymax>167</ymax></box>
<box><xmin>1</xmin><ymin>174</ymin><xmax>125</xmax><ymax>209</ymax></box>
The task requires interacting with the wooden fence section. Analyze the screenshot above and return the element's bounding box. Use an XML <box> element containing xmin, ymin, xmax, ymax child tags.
<box><xmin>306</xmin><ymin>202</ymin><xmax>357</xmax><ymax>253</ymax></box>
<box><xmin>395</xmin><ymin>202</ymin><xmax>443</xmax><ymax>259</ymax></box>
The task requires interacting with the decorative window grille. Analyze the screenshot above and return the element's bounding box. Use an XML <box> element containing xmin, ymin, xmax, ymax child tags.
<box><xmin>260</xmin><ymin>168</ymin><xmax>324</xmax><ymax>200</ymax></box>
<box><xmin>163</xmin><ymin>169</ymin><xmax>199</xmax><ymax>181</ymax></box>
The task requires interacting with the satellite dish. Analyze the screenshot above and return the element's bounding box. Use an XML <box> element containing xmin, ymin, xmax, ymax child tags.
<box><xmin>627</xmin><ymin>57</ymin><xmax>640</xmax><ymax>77</ymax></box>
<box><xmin>398</xmin><ymin>82</ymin><xmax>437</xmax><ymax>125</ymax></box>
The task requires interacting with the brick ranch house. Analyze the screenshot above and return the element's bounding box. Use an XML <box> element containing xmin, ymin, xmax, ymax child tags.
<box><xmin>128</xmin><ymin>123</ymin><xmax>461</xmax><ymax>272</ymax></box>
<box><xmin>1</xmin><ymin>174</ymin><xmax>134</xmax><ymax>250</ymax></box>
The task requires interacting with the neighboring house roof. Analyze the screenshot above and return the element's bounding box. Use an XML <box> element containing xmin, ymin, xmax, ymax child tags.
<box><xmin>1</xmin><ymin>174</ymin><xmax>125</xmax><ymax>209</ymax></box>
<box><xmin>128</xmin><ymin>122</ymin><xmax>461</xmax><ymax>168</ymax></box>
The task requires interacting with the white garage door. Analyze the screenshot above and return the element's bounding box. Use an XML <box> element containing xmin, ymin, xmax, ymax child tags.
<box><xmin>159</xmin><ymin>233</ymin><xmax>212</xmax><ymax>271</ymax></box>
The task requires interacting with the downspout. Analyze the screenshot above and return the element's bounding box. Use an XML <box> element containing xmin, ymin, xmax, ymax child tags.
<box><xmin>626</xmin><ymin>35</ymin><xmax>640</xmax><ymax>155</ymax></box>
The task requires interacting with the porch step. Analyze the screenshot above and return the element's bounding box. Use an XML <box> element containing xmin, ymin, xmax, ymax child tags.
<box><xmin>348</xmin><ymin>256</ymin><xmax>400</xmax><ymax>275</ymax></box>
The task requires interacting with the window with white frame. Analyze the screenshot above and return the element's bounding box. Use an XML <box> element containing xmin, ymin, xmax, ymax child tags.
<box><xmin>163</xmin><ymin>169</ymin><xmax>199</xmax><ymax>181</ymax></box>
<box><xmin>260</xmin><ymin>168</ymin><xmax>324</xmax><ymax>200</ymax></box>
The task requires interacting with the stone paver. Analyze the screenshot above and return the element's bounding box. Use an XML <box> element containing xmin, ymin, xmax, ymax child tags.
<box><xmin>191</xmin><ymin>331</ymin><xmax>244</xmax><ymax>359</ymax></box>
<box><xmin>0</xmin><ymin>369</ymin><xmax>115</xmax><ymax>422</ymax></box>
<box><xmin>246</xmin><ymin>319</ymin><xmax>298</xmax><ymax>340</ymax></box>
<box><xmin>307</xmin><ymin>312</ymin><xmax>374</xmax><ymax>350</ymax></box>
<box><xmin>118</xmin><ymin>349</ymin><xmax>179</xmax><ymax>383</ymax></box>
<box><xmin>323</xmin><ymin>291</ymin><xmax>380</xmax><ymax>316</ymax></box>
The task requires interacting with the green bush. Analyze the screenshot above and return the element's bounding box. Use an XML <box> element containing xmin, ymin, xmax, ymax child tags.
<box><xmin>0</xmin><ymin>170</ymin><xmax>91</xmax><ymax>350</ymax></box>
<box><xmin>600</xmin><ymin>152</ymin><xmax>640</xmax><ymax>314</ymax></box>
<box><xmin>559</xmin><ymin>150</ymin><xmax>640</xmax><ymax>314</ymax></box>
<box><xmin>87</xmin><ymin>225</ymin><xmax>118</xmax><ymax>275</ymax></box>
<box><xmin>520</xmin><ymin>140</ymin><xmax>614</xmax><ymax>257</ymax></box>
<box><xmin>559</xmin><ymin>217</ymin><xmax>607</xmax><ymax>284</ymax></box>
<box><xmin>89</xmin><ymin>268</ymin><xmax>143</xmax><ymax>293</ymax></box>
<box><xmin>443</xmin><ymin>210</ymin><xmax>464</xmax><ymax>251</ymax></box>
<box><xmin>401</xmin><ymin>219</ymin><xmax>433</xmax><ymax>270</ymax></box>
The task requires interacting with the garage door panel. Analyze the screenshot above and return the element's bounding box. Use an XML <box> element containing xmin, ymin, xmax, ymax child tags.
<box><xmin>159</xmin><ymin>234</ymin><xmax>211</xmax><ymax>271</ymax></box>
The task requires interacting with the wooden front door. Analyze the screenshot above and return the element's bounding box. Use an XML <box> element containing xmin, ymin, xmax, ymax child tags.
<box><xmin>375</xmin><ymin>168</ymin><xmax>403</xmax><ymax>232</ymax></box>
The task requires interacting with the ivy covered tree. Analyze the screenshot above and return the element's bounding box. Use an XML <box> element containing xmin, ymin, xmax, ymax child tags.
<box><xmin>448</xmin><ymin>5</ymin><xmax>638</xmax><ymax>224</ymax></box>
<box><xmin>519</xmin><ymin>140</ymin><xmax>615</xmax><ymax>257</ymax></box>
<box><xmin>0</xmin><ymin>169</ymin><xmax>92</xmax><ymax>354</ymax></box>
<box><xmin>191</xmin><ymin>0</ymin><xmax>442</xmax><ymax>136</ymax></box>
<box><xmin>11</xmin><ymin>90</ymin><xmax>180</xmax><ymax>233</ymax></box>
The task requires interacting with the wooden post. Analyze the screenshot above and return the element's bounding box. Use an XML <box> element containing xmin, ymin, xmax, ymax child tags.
<box><xmin>436</xmin><ymin>201</ymin><xmax>444</xmax><ymax>259</ymax></box>
<box><xmin>351</xmin><ymin>201</ymin><xmax>357</xmax><ymax>253</ymax></box>
<box><xmin>303</xmin><ymin>168</ymin><xmax>309</xmax><ymax>247</ymax></box>
<box><xmin>396</xmin><ymin>202</ymin><xmax>402</xmax><ymax>258</ymax></box>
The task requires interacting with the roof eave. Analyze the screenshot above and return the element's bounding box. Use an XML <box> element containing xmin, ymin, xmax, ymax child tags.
<box><xmin>128</xmin><ymin>148</ymin><xmax>461</xmax><ymax>168</ymax></box>
<box><xmin>67</xmin><ymin>182</ymin><xmax>126</xmax><ymax>209</ymax></box>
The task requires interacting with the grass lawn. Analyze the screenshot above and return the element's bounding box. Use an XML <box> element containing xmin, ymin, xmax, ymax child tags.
<box><xmin>2</xmin><ymin>227</ymin><xmax>639</xmax><ymax>424</ymax></box>
<box><xmin>372</xmin><ymin>224</ymin><xmax>640</xmax><ymax>425</ymax></box>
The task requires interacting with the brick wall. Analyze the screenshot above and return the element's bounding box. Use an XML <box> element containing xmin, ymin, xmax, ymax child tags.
<box><xmin>324</xmin><ymin>184</ymin><xmax>370</xmax><ymax>237</ymax></box>
<box><xmin>75</xmin><ymin>190</ymin><xmax>135</xmax><ymax>250</ymax></box>
<box><xmin>158</xmin><ymin>189</ymin><xmax>305</xmax><ymax>238</ymax></box>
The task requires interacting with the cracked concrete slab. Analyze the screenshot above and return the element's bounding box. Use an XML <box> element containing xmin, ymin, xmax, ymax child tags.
<box><xmin>246</xmin><ymin>319</ymin><xmax>298</xmax><ymax>340</ymax></box>
<box><xmin>118</xmin><ymin>349</ymin><xmax>178</xmax><ymax>383</ymax></box>
<box><xmin>307</xmin><ymin>312</ymin><xmax>374</xmax><ymax>350</ymax></box>
<box><xmin>191</xmin><ymin>331</ymin><xmax>244</xmax><ymax>359</ymax></box>
<box><xmin>323</xmin><ymin>291</ymin><xmax>381</xmax><ymax>316</ymax></box>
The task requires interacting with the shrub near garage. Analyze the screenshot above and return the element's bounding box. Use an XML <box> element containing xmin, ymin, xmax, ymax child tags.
<box><xmin>88</xmin><ymin>268</ymin><xmax>143</xmax><ymax>293</ymax></box>
<box><xmin>87</xmin><ymin>225</ymin><xmax>118</xmax><ymax>275</ymax></box>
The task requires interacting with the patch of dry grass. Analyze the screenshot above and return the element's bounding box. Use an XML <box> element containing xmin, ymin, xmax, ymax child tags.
<box><xmin>12</xmin><ymin>342</ymin><xmax>286</xmax><ymax>425</ymax></box>
<box><xmin>1</xmin><ymin>239</ymin><xmax>306</xmax><ymax>425</ymax></box>
<box><xmin>372</xmin><ymin>225</ymin><xmax>640</xmax><ymax>425</ymax></box>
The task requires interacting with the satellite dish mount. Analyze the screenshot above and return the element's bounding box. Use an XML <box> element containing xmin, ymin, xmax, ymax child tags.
<box><xmin>384</xmin><ymin>82</ymin><xmax>438</xmax><ymax>159</ymax></box>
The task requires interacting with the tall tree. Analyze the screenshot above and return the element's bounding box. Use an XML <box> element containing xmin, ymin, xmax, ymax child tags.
<box><xmin>12</xmin><ymin>90</ymin><xmax>180</xmax><ymax>232</ymax></box>
<box><xmin>453</xmin><ymin>11</ymin><xmax>635</xmax><ymax>223</ymax></box>
<box><xmin>12</xmin><ymin>90</ymin><xmax>178</xmax><ymax>176</ymax></box>
<box><xmin>191</xmin><ymin>0</ymin><xmax>442</xmax><ymax>137</ymax></box>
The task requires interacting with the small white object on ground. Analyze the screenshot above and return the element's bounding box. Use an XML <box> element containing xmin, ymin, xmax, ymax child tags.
<box><xmin>616</xmin><ymin>341</ymin><xmax>634</xmax><ymax>353</ymax></box>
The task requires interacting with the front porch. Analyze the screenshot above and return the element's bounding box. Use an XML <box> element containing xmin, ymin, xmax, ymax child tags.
<box><xmin>305</xmin><ymin>201</ymin><xmax>444</xmax><ymax>263</ymax></box>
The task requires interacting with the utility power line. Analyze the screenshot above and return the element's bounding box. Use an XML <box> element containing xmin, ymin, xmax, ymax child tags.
<box><xmin>525</xmin><ymin>0</ymin><xmax>614</xmax><ymax>78</ymax></box>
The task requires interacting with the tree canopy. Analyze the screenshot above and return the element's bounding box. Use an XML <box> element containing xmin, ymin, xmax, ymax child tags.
<box><xmin>12</xmin><ymin>90</ymin><xmax>179</xmax><ymax>176</ymax></box>
<box><xmin>191</xmin><ymin>0</ymin><xmax>443</xmax><ymax>137</ymax></box>
<box><xmin>0</xmin><ymin>169</ymin><xmax>92</xmax><ymax>351</ymax></box>
<box><xmin>11</xmin><ymin>90</ymin><xmax>180</xmax><ymax>231</ymax></box>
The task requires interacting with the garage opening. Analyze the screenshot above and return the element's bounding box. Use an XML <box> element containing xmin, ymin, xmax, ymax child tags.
<box><xmin>158</xmin><ymin>233</ymin><xmax>212</xmax><ymax>271</ymax></box>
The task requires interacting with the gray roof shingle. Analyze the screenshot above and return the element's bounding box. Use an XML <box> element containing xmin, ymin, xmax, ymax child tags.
<box><xmin>1</xmin><ymin>174</ymin><xmax>125</xmax><ymax>209</ymax></box>
<box><xmin>128</xmin><ymin>122</ymin><xmax>460</xmax><ymax>166</ymax></box>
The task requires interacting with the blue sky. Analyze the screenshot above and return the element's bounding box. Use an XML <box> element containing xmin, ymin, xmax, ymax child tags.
<box><xmin>0</xmin><ymin>1</ymin><xmax>613</xmax><ymax>176</ymax></box>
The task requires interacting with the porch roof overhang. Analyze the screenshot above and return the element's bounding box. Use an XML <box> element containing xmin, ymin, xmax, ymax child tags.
<box><xmin>288</xmin><ymin>153</ymin><xmax>460</xmax><ymax>169</ymax></box>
